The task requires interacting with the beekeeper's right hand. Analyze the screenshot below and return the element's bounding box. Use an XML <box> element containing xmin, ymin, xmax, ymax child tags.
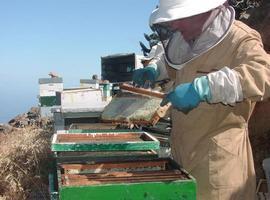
<box><xmin>132</xmin><ymin>64</ymin><xmax>159</xmax><ymax>88</ymax></box>
<box><xmin>160</xmin><ymin>76</ymin><xmax>212</xmax><ymax>113</ymax></box>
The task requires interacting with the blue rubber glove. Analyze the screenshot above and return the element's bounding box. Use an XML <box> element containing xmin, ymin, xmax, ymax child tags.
<box><xmin>132</xmin><ymin>64</ymin><xmax>159</xmax><ymax>87</ymax></box>
<box><xmin>160</xmin><ymin>76</ymin><xmax>212</xmax><ymax>113</ymax></box>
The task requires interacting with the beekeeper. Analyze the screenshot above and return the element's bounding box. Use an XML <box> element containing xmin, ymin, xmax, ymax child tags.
<box><xmin>132</xmin><ymin>0</ymin><xmax>270</xmax><ymax>199</ymax></box>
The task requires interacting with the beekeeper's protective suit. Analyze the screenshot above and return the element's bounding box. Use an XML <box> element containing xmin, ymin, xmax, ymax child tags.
<box><xmin>132</xmin><ymin>0</ymin><xmax>270</xmax><ymax>199</ymax></box>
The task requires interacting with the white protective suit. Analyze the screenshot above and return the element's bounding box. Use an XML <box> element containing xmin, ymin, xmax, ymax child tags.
<box><xmin>151</xmin><ymin>7</ymin><xmax>270</xmax><ymax>200</ymax></box>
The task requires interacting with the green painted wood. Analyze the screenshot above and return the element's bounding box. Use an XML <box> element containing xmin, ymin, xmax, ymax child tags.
<box><xmin>51</xmin><ymin>141</ymin><xmax>159</xmax><ymax>152</ymax></box>
<box><xmin>40</xmin><ymin>96</ymin><xmax>58</xmax><ymax>107</ymax></box>
<box><xmin>59</xmin><ymin>180</ymin><xmax>196</xmax><ymax>200</ymax></box>
<box><xmin>49</xmin><ymin>173</ymin><xmax>59</xmax><ymax>200</ymax></box>
<box><xmin>51</xmin><ymin>131</ymin><xmax>159</xmax><ymax>152</ymax></box>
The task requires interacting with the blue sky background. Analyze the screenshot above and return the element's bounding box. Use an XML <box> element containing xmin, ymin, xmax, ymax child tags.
<box><xmin>0</xmin><ymin>0</ymin><xmax>157</xmax><ymax>123</ymax></box>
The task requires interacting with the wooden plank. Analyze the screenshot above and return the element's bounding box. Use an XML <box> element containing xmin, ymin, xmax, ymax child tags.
<box><xmin>56</xmin><ymin>132</ymin><xmax>156</xmax><ymax>143</ymax></box>
<box><xmin>65</xmin><ymin>170</ymin><xmax>182</xmax><ymax>178</ymax></box>
<box><xmin>56</xmin><ymin>133</ymin><xmax>141</xmax><ymax>143</ymax></box>
<box><xmin>52</xmin><ymin>142</ymin><xmax>159</xmax><ymax>152</ymax></box>
<box><xmin>62</xmin><ymin>170</ymin><xmax>186</xmax><ymax>181</ymax></box>
<box><xmin>120</xmin><ymin>83</ymin><xmax>165</xmax><ymax>99</ymax></box>
<box><xmin>59</xmin><ymin>181</ymin><xmax>196</xmax><ymax>200</ymax></box>
<box><xmin>61</xmin><ymin>160</ymin><xmax>167</xmax><ymax>172</ymax></box>
<box><xmin>101</xmin><ymin>119</ymin><xmax>154</xmax><ymax>126</ymax></box>
<box><xmin>56</xmin><ymin>150</ymin><xmax>157</xmax><ymax>158</ymax></box>
<box><xmin>62</xmin><ymin>176</ymin><xmax>184</xmax><ymax>186</ymax></box>
<box><xmin>55</xmin><ymin>150</ymin><xmax>158</xmax><ymax>164</ymax></box>
<box><xmin>51</xmin><ymin>131</ymin><xmax>160</xmax><ymax>152</ymax></box>
<box><xmin>58</xmin><ymin>158</ymin><xmax>197</xmax><ymax>200</ymax></box>
<box><xmin>61</xmin><ymin>169</ymin><xmax>188</xmax><ymax>186</ymax></box>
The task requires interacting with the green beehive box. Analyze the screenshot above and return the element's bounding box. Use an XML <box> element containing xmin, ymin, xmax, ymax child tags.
<box><xmin>52</xmin><ymin>129</ymin><xmax>159</xmax><ymax>164</ymax></box>
<box><xmin>40</xmin><ymin>96</ymin><xmax>58</xmax><ymax>107</ymax></box>
<box><xmin>51</xmin><ymin>130</ymin><xmax>160</xmax><ymax>152</ymax></box>
<box><xmin>53</xmin><ymin>158</ymin><xmax>196</xmax><ymax>200</ymax></box>
<box><xmin>55</xmin><ymin>150</ymin><xmax>158</xmax><ymax>164</ymax></box>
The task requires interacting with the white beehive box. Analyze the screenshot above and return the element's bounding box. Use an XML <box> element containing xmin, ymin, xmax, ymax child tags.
<box><xmin>61</xmin><ymin>88</ymin><xmax>110</xmax><ymax>113</ymax></box>
<box><xmin>39</xmin><ymin>77</ymin><xmax>63</xmax><ymax>97</ymax></box>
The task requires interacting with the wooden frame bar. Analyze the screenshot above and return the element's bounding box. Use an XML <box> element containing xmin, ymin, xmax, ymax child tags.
<box><xmin>51</xmin><ymin>131</ymin><xmax>160</xmax><ymax>152</ymax></box>
<box><xmin>120</xmin><ymin>83</ymin><xmax>165</xmax><ymax>99</ymax></box>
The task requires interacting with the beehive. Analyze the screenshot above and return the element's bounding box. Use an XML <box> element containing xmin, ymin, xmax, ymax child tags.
<box><xmin>51</xmin><ymin>129</ymin><xmax>159</xmax><ymax>163</ymax></box>
<box><xmin>55</xmin><ymin>158</ymin><xmax>196</xmax><ymax>200</ymax></box>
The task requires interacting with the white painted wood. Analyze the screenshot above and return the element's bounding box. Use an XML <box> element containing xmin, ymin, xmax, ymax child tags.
<box><xmin>39</xmin><ymin>83</ymin><xmax>63</xmax><ymax>96</ymax></box>
<box><xmin>40</xmin><ymin>90</ymin><xmax>57</xmax><ymax>97</ymax></box>
<box><xmin>61</xmin><ymin>88</ymin><xmax>110</xmax><ymax>112</ymax></box>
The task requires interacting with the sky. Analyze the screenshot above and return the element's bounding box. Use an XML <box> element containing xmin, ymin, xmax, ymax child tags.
<box><xmin>0</xmin><ymin>0</ymin><xmax>158</xmax><ymax>123</ymax></box>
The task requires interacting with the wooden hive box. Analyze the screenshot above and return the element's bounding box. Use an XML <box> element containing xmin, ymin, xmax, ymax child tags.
<box><xmin>51</xmin><ymin>129</ymin><xmax>159</xmax><ymax>163</ymax></box>
<box><xmin>50</xmin><ymin>158</ymin><xmax>196</xmax><ymax>200</ymax></box>
<box><xmin>51</xmin><ymin>130</ymin><xmax>160</xmax><ymax>152</ymax></box>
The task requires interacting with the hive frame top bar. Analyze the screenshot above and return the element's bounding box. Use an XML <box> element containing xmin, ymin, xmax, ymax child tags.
<box><xmin>120</xmin><ymin>83</ymin><xmax>165</xmax><ymax>99</ymax></box>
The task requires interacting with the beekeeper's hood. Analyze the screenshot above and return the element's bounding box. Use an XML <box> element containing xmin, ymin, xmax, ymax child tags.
<box><xmin>150</xmin><ymin>0</ymin><xmax>227</xmax><ymax>25</ymax></box>
<box><xmin>149</xmin><ymin>0</ymin><xmax>234</xmax><ymax>70</ymax></box>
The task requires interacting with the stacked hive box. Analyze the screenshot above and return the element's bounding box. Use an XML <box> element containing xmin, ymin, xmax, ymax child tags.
<box><xmin>38</xmin><ymin>77</ymin><xmax>63</xmax><ymax>118</ymax></box>
<box><xmin>49</xmin><ymin>128</ymin><xmax>196</xmax><ymax>200</ymax></box>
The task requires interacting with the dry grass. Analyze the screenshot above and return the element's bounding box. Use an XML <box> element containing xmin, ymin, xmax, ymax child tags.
<box><xmin>0</xmin><ymin>123</ymin><xmax>53</xmax><ymax>200</ymax></box>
